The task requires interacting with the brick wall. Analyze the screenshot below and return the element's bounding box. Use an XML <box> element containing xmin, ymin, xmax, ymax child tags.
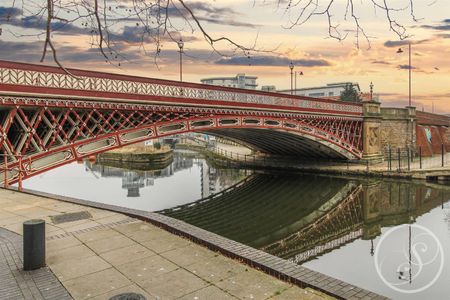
<box><xmin>416</xmin><ymin>126</ymin><xmax>434</xmax><ymax>156</ymax></box>
<box><xmin>416</xmin><ymin>125</ymin><xmax>450</xmax><ymax>156</ymax></box>
<box><xmin>439</xmin><ymin>127</ymin><xmax>450</xmax><ymax>152</ymax></box>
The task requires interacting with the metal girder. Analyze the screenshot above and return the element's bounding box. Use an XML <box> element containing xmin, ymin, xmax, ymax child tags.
<box><xmin>0</xmin><ymin>101</ymin><xmax>363</xmax><ymax>185</ymax></box>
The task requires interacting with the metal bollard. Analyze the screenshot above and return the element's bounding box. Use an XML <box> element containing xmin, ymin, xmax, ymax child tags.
<box><xmin>23</xmin><ymin>219</ymin><xmax>46</xmax><ymax>271</ymax></box>
<box><xmin>419</xmin><ymin>147</ymin><xmax>422</xmax><ymax>169</ymax></box>
<box><xmin>407</xmin><ymin>149</ymin><xmax>410</xmax><ymax>171</ymax></box>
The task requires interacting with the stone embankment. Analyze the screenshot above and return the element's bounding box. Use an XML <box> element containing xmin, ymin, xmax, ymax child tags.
<box><xmin>97</xmin><ymin>145</ymin><xmax>173</xmax><ymax>170</ymax></box>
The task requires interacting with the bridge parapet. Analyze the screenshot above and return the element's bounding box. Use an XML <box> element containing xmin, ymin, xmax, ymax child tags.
<box><xmin>0</xmin><ymin>60</ymin><xmax>362</xmax><ymax>117</ymax></box>
<box><xmin>416</xmin><ymin>111</ymin><xmax>450</xmax><ymax>127</ymax></box>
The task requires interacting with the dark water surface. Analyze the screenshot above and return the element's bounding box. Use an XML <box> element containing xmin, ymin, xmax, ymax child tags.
<box><xmin>22</xmin><ymin>150</ymin><xmax>450</xmax><ymax>300</ymax></box>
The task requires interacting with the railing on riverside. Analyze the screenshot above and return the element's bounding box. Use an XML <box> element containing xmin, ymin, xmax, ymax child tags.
<box><xmin>385</xmin><ymin>145</ymin><xmax>448</xmax><ymax>172</ymax></box>
<box><xmin>181</xmin><ymin>137</ymin><xmax>450</xmax><ymax>174</ymax></box>
<box><xmin>207</xmin><ymin>145</ymin><xmax>371</xmax><ymax>173</ymax></box>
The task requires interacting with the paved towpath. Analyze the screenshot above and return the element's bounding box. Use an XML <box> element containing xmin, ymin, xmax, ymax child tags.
<box><xmin>0</xmin><ymin>188</ymin><xmax>331</xmax><ymax>300</ymax></box>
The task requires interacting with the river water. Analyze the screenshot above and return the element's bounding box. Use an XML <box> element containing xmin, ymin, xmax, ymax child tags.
<box><xmin>21</xmin><ymin>150</ymin><xmax>450</xmax><ymax>300</ymax></box>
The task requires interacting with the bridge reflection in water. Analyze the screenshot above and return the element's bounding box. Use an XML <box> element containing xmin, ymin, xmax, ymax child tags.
<box><xmin>160</xmin><ymin>174</ymin><xmax>450</xmax><ymax>264</ymax></box>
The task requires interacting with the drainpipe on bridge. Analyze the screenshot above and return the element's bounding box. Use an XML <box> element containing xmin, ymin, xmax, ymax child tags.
<box><xmin>362</xmin><ymin>101</ymin><xmax>384</xmax><ymax>164</ymax></box>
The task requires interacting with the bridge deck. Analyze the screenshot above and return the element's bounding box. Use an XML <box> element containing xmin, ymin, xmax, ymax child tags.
<box><xmin>0</xmin><ymin>60</ymin><xmax>362</xmax><ymax>117</ymax></box>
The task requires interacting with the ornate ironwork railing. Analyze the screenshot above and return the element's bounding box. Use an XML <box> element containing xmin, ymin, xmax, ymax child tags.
<box><xmin>0</xmin><ymin>60</ymin><xmax>363</xmax><ymax>116</ymax></box>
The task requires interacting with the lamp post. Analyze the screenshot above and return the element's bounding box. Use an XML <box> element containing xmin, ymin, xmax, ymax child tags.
<box><xmin>295</xmin><ymin>71</ymin><xmax>303</xmax><ymax>95</ymax></box>
<box><xmin>177</xmin><ymin>38</ymin><xmax>184</xmax><ymax>82</ymax></box>
<box><xmin>370</xmin><ymin>82</ymin><xmax>374</xmax><ymax>101</ymax></box>
<box><xmin>397</xmin><ymin>42</ymin><xmax>412</xmax><ymax>107</ymax></box>
<box><xmin>289</xmin><ymin>62</ymin><xmax>294</xmax><ymax>95</ymax></box>
<box><xmin>397</xmin><ymin>42</ymin><xmax>415</xmax><ymax>150</ymax></box>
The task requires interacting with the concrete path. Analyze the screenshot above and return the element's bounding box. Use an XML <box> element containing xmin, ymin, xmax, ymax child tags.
<box><xmin>0</xmin><ymin>188</ymin><xmax>330</xmax><ymax>300</ymax></box>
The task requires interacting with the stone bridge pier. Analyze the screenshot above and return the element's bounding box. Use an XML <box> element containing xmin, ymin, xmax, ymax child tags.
<box><xmin>362</xmin><ymin>101</ymin><xmax>383</xmax><ymax>163</ymax></box>
<box><xmin>359</xmin><ymin>99</ymin><xmax>450</xmax><ymax>162</ymax></box>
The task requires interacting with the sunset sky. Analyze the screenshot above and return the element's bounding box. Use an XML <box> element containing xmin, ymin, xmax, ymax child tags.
<box><xmin>0</xmin><ymin>0</ymin><xmax>449</xmax><ymax>113</ymax></box>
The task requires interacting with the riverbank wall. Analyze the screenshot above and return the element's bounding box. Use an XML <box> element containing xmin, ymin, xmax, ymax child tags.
<box><xmin>97</xmin><ymin>146</ymin><xmax>173</xmax><ymax>170</ymax></box>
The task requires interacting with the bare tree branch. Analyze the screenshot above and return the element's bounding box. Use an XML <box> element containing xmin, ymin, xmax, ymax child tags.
<box><xmin>2</xmin><ymin>0</ymin><xmax>430</xmax><ymax>73</ymax></box>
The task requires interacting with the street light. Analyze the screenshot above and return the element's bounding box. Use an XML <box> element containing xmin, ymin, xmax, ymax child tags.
<box><xmin>370</xmin><ymin>82</ymin><xmax>374</xmax><ymax>101</ymax></box>
<box><xmin>177</xmin><ymin>38</ymin><xmax>184</xmax><ymax>82</ymax></box>
<box><xmin>397</xmin><ymin>42</ymin><xmax>415</xmax><ymax>150</ymax></box>
<box><xmin>295</xmin><ymin>71</ymin><xmax>303</xmax><ymax>95</ymax></box>
<box><xmin>396</xmin><ymin>42</ymin><xmax>412</xmax><ymax>107</ymax></box>
<box><xmin>289</xmin><ymin>61</ymin><xmax>294</xmax><ymax>95</ymax></box>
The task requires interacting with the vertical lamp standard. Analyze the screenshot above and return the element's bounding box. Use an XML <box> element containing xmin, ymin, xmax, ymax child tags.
<box><xmin>397</xmin><ymin>42</ymin><xmax>412</xmax><ymax>107</ymax></box>
<box><xmin>370</xmin><ymin>82</ymin><xmax>374</xmax><ymax>101</ymax></box>
<box><xmin>295</xmin><ymin>71</ymin><xmax>304</xmax><ymax>95</ymax></box>
<box><xmin>289</xmin><ymin>62</ymin><xmax>294</xmax><ymax>95</ymax></box>
<box><xmin>177</xmin><ymin>38</ymin><xmax>184</xmax><ymax>82</ymax></box>
<box><xmin>397</xmin><ymin>42</ymin><xmax>414</xmax><ymax>151</ymax></box>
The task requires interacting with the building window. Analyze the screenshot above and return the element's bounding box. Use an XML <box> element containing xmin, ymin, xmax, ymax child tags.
<box><xmin>309</xmin><ymin>92</ymin><xmax>325</xmax><ymax>97</ymax></box>
<box><xmin>329</xmin><ymin>92</ymin><xmax>334</xmax><ymax>96</ymax></box>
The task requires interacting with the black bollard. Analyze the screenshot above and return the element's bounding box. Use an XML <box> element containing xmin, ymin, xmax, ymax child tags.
<box><xmin>23</xmin><ymin>219</ymin><xmax>45</xmax><ymax>271</ymax></box>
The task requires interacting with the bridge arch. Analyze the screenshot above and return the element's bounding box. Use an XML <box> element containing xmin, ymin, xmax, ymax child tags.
<box><xmin>0</xmin><ymin>104</ymin><xmax>362</xmax><ymax>184</ymax></box>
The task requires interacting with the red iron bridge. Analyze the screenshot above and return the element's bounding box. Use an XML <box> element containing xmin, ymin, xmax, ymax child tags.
<box><xmin>1</xmin><ymin>60</ymin><xmax>446</xmax><ymax>185</ymax></box>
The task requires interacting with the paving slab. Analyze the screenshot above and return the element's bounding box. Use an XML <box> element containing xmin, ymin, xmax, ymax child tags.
<box><xmin>94</xmin><ymin>214</ymin><xmax>133</xmax><ymax>225</ymax></box>
<box><xmin>184</xmin><ymin>254</ymin><xmax>248</xmax><ymax>284</ymax></box>
<box><xmin>139</xmin><ymin>268</ymin><xmax>210</xmax><ymax>299</ymax></box>
<box><xmin>270</xmin><ymin>286</ymin><xmax>332</xmax><ymax>300</ymax></box>
<box><xmin>46</xmin><ymin>235</ymin><xmax>83</xmax><ymax>252</ymax></box>
<box><xmin>140</xmin><ymin>232</ymin><xmax>192</xmax><ymax>254</ymax></box>
<box><xmin>89</xmin><ymin>284</ymin><xmax>155</xmax><ymax>300</ymax></box>
<box><xmin>63</xmin><ymin>268</ymin><xmax>131</xmax><ymax>299</ymax></box>
<box><xmin>49</xmin><ymin>255</ymin><xmax>111</xmax><ymax>281</ymax></box>
<box><xmin>73</xmin><ymin>228</ymin><xmax>120</xmax><ymax>243</ymax></box>
<box><xmin>100</xmin><ymin>243</ymin><xmax>156</xmax><ymax>266</ymax></box>
<box><xmin>160</xmin><ymin>243</ymin><xmax>219</xmax><ymax>267</ymax></box>
<box><xmin>115</xmin><ymin>254</ymin><xmax>179</xmax><ymax>285</ymax></box>
<box><xmin>47</xmin><ymin>244</ymin><xmax>96</xmax><ymax>265</ymax></box>
<box><xmin>215</xmin><ymin>268</ymin><xmax>291</xmax><ymax>300</ymax></box>
<box><xmin>85</xmin><ymin>233</ymin><xmax>136</xmax><ymax>254</ymax></box>
<box><xmin>178</xmin><ymin>285</ymin><xmax>238</xmax><ymax>300</ymax></box>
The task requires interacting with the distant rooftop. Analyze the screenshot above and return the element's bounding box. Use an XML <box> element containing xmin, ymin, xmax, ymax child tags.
<box><xmin>278</xmin><ymin>82</ymin><xmax>360</xmax><ymax>93</ymax></box>
<box><xmin>200</xmin><ymin>74</ymin><xmax>258</xmax><ymax>82</ymax></box>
